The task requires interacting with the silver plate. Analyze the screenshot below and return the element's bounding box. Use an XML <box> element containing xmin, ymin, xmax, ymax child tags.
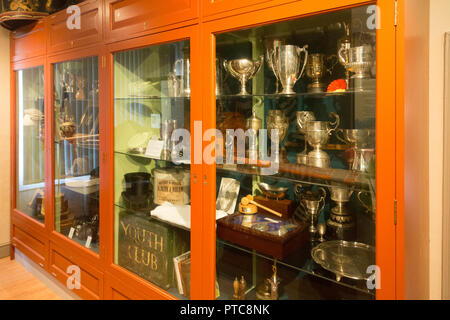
<box><xmin>311</xmin><ymin>240</ymin><xmax>375</xmax><ymax>281</ymax></box>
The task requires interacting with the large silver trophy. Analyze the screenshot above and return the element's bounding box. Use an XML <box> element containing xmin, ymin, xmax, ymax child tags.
<box><xmin>267</xmin><ymin>110</ymin><xmax>289</xmax><ymax>163</ymax></box>
<box><xmin>336</xmin><ymin>129</ymin><xmax>375</xmax><ymax>172</ymax></box>
<box><xmin>300</xmin><ymin>188</ymin><xmax>326</xmax><ymax>235</ymax></box>
<box><xmin>338</xmin><ymin>45</ymin><xmax>374</xmax><ymax>90</ymax></box>
<box><xmin>272</xmin><ymin>45</ymin><xmax>309</xmax><ymax>95</ymax></box>
<box><xmin>265</xmin><ymin>39</ymin><xmax>285</xmax><ymax>93</ymax></box>
<box><xmin>327</xmin><ymin>186</ymin><xmax>355</xmax><ymax>240</ymax></box>
<box><xmin>223</xmin><ymin>56</ymin><xmax>264</xmax><ymax>96</ymax></box>
<box><xmin>296</xmin><ymin>111</ymin><xmax>315</xmax><ymax>165</ymax></box>
<box><xmin>305</xmin><ymin>112</ymin><xmax>340</xmax><ymax>168</ymax></box>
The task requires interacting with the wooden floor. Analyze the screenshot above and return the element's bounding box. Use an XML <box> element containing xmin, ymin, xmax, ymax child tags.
<box><xmin>0</xmin><ymin>257</ymin><xmax>61</xmax><ymax>300</ymax></box>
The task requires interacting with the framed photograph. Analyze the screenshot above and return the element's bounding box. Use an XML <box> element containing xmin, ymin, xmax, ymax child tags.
<box><xmin>216</xmin><ymin>178</ymin><xmax>240</xmax><ymax>214</ymax></box>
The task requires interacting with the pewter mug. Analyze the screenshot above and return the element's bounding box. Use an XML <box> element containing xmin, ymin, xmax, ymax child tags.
<box><xmin>305</xmin><ymin>112</ymin><xmax>340</xmax><ymax>168</ymax></box>
<box><xmin>223</xmin><ymin>56</ymin><xmax>264</xmax><ymax>95</ymax></box>
<box><xmin>338</xmin><ymin>45</ymin><xmax>374</xmax><ymax>80</ymax></box>
<box><xmin>273</xmin><ymin>45</ymin><xmax>309</xmax><ymax>95</ymax></box>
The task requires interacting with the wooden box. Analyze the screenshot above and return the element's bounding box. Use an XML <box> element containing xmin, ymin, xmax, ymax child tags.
<box><xmin>216</xmin><ymin>213</ymin><xmax>308</xmax><ymax>260</ymax></box>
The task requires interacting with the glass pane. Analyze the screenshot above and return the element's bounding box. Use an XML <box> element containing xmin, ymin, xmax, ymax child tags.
<box><xmin>215</xmin><ymin>5</ymin><xmax>376</xmax><ymax>300</ymax></box>
<box><xmin>114</xmin><ymin>41</ymin><xmax>191</xmax><ymax>299</ymax></box>
<box><xmin>16</xmin><ymin>66</ymin><xmax>45</xmax><ymax>222</ymax></box>
<box><xmin>54</xmin><ymin>57</ymin><xmax>100</xmax><ymax>253</ymax></box>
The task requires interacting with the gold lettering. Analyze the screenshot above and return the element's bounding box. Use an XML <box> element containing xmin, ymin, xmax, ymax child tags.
<box><xmin>151</xmin><ymin>253</ymin><xmax>158</xmax><ymax>271</ymax></box>
<box><xmin>133</xmin><ymin>246</ymin><xmax>141</xmax><ymax>264</ymax></box>
<box><xmin>142</xmin><ymin>251</ymin><xmax>150</xmax><ymax>267</ymax></box>
<box><xmin>120</xmin><ymin>222</ymin><xmax>130</xmax><ymax>236</ymax></box>
<box><xmin>154</xmin><ymin>234</ymin><xmax>164</xmax><ymax>252</ymax></box>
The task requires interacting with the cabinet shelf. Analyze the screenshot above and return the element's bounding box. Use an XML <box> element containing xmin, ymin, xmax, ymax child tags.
<box><xmin>216</xmin><ymin>89</ymin><xmax>375</xmax><ymax>100</ymax></box>
<box><xmin>217</xmin><ymin>163</ymin><xmax>373</xmax><ymax>192</ymax></box>
<box><xmin>217</xmin><ymin>238</ymin><xmax>375</xmax><ymax>298</ymax></box>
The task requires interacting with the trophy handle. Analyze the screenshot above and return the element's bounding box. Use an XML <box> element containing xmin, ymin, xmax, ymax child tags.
<box><xmin>326</xmin><ymin>54</ymin><xmax>339</xmax><ymax>75</ymax></box>
<box><xmin>357</xmin><ymin>191</ymin><xmax>372</xmax><ymax>212</ymax></box>
<box><xmin>295</xmin><ymin>45</ymin><xmax>309</xmax><ymax>82</ymax></box>
<box><xmin>327</xmin><ymin>112</ymin><xmax>340</xmax><ymax>134</ymax></box>
<box><xmin>318</xmin><ymin>187</ymin><xmax>327</xmax><ymax>211</ymax></box>
<box><xmin>338</xmin><ymin>45</ymin><xmax>348</xmax><ymax>66</ymax></box>
<box><xmin>335</xmin><ymin>128</ymin><xmax>347</xmax><ymax>144</ymax></box>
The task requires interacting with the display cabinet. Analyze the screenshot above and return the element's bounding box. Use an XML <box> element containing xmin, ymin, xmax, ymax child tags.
<box><xmin>53</xmin><ymin>55</ymin><xmax>100</xmax><ymax>253</ymax></box>
<box><xmin>112</xmin><ymin>39</ymin><xmax>192</xmax><ymax>299</ymax></box>
<box><xmin>10</xmin><ymin>0</ymin><xmax>403</xmax><ymax>300</ymax></box>
<box><xmin>202</xmin><ymin>0</ymin><xmax>401</xmax><ymax>300</ymax></box>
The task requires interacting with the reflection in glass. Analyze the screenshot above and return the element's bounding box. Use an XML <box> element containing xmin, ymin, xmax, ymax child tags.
<box><xmin>54</xmin><ymin>57</ymin><xmax>100</xmax><ymax>253</ymax></box>
<box><xmin>16</xmin><ymin>66</ymin><xmax>45</xmax><ymax>222</ymax></box>
<box><xmin>113</xmin><ymin>41</ymin><xmax>191</xmax><ymax>299</ymax></box>
<box><xmin>215</xmin><ymin>5</ymin><xmax>376</xmax><ymax>300</ymax></box>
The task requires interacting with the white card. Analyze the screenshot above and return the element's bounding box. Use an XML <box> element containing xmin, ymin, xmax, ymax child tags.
<box><xmin>68</xmin><ymin>227</ymin><xmax>75</xmax><ymax>239</ymax></box>
<box><xmin>145</xmin><ymin>139</ymin><xmax>164</xmax><ymax>159</ymax></box>
<box><xmin>151</xmin><ymin>114</ymin><xmax>161</xmax><ymax>129</ymax></box>
<box><xmin>85</xmin><ymin>236</ymin><xmax>92</xmax><ymax>248</ymax></box>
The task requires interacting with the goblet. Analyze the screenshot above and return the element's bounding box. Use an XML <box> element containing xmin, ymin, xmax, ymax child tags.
<box><xmin>223</xmin><ymin>56</ymin><xmax>264</xmax><ymax>96</ymax></box>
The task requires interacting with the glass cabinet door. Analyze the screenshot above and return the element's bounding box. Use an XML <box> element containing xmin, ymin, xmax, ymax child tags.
<box><xmin>53</xmin><ymin>57</ymin><xmax>100</xmax><ymax>253</ymax></box>
<box><xmin>15</xmin><ymin>66</ymin><xmax>45</xmax><ymax>222</ymax></box>
<box><xmin>215</xmin><ymin>5</ymin><xmax>376</xmax><ymax>300</ymax></box>
<box><xmin>113</xmin><ymin>40</ymin><xmax>191</xmax><ymax>298</ymax></box>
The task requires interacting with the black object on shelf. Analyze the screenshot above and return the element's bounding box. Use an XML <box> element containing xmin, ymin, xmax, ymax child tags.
<box><xmin>122</xmin><ymin>172</ymin><xmax>153</xmax><ymax>212</ymax></box>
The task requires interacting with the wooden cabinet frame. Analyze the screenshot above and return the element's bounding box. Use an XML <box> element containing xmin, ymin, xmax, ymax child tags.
<box><xmin>9</xmin><ymin>0</ymin><xmax>404</xmax><ymax>300</ymax></box>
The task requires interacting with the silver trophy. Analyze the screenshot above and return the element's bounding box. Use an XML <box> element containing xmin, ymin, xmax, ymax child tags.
<box><xmin>267</xmin><ymin>110</ymin><xmax>289</xmax><ymax>163</ymax></box>
<box><xmin>336</xmin><ymin>129</ymin><xmax>375</xmax><ymax>171</ymax></box>
<box><xmin>265</xmin><ymin>39</ymin><xmax>285</xmax><ymax>93</ymax></box>
<box><xmin>174</xmin><ymin>57</ymin><xmax>190</xmax><ymax>97</ymax></box>
<box><xmin>296</xmin><ymin>111</ymin><xmax>315</xmax><ymax>165</ymax></box>
<box><xmin>246</xmin><ymin>110</ymin><xmax>262</xmax><ymax>164</ymax></box>
<box><xmin>300</xmin><ymin>188</ymin><xmax>326</xmax><ymax>234</ymax></box>
<box><xmin>223</xmin><ymin>56</ymin><xmax>264</xmax><ymax>96</ymax></box>
<box><xmin>327</xmin><ymin>186</ymin><xmax>355</xmax><ymax>240</ymax></box>
<box><xmin>272</xmin><ymin>44</ymin><xmax>309</xmax><ymax>95</ymax></box>
<box><xmin>160</xmin><ymin>119</ymin><xmax>178</xmax><ymax>161</ymax></box>
<box><xmin>306</xmin><ymin>54</ymin><xmax>338</xmax><ymax>93</ymax></box>
<box><xmin>305</xmin><ymin>112</ymin><xmax>340</xmax><ymax>168</ymax></box>
<box><xmin>338</xmin><ymin>45</ymin><xmax>374</xmax><ymax>89</ymax></box>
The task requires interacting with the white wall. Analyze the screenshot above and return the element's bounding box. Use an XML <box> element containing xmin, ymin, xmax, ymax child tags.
<box><xmin>404</xmin><ymin>0</ymin><xmax>430</xmax><ymax>300</ymax></box>
<box><xmin>0</xmin><ymin>27</ymin><xmax>10</xmax><ymax>250</ymax></box>
<box><xmin>428</xmin><ymin>0</ymin><xmax>450</xmax><ymax>300</ymax></box>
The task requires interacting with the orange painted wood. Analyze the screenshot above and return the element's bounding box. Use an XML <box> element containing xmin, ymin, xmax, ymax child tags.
<box><xmin>104</xmin><ymin>270</ymin><xmax>148</xmax><ymax>300</ymax></box>
<box><xmin>395</xmin><ymin>0</ymin><xmax>405</xmax><ymax>300</ymax></box>
<box><xmin>49</xmin><ymin>241</ymin><xmax>104</xmax><ymax>300</ymax></box>
<box><xmin>10</xmin><ymin>222</ymin><xmax>48</xmax><ymax>270</ymax></box>
<box><xmin>10</xmin><ymin>20</ymin><xmax>46</xmax><ymax>62</ymax></box>
<box><xmin>104</xmin><ymin>0</ymin><xmax>199</xmax><ymax>44</ymax></box>
<box><xmin>47</xmin><ymin>0</ymin><xmax>102</xmax><ymax>54</ymax></box>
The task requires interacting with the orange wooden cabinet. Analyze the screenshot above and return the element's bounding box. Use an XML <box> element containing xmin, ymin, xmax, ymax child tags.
<box><xmin>103</xmin><ymin>0</ymin><xmax>199</xmax><ymax>43</ymax></box>
<box><xmin>10</xmin><ymin>20</ymin><xmax>46</xmax><ymax>62</ymax></box>
<box><xmin>49</xmin><ymin>241</ymin><xmax>104</xmax><ymax>300</ymax></box>
<box><xmin>11</xmin><ymin>213</ymin><xmax>49</xmax><ymax>270</ymax></box>
<box><xmin>47</xmin><ymin>0</ymin><xmax>102</xmax><ymax>54</ymax></box>
<box><xmin>9</xmin><ymin>0</ymin><xmax>404</xmax><ymax>300</ymax></box>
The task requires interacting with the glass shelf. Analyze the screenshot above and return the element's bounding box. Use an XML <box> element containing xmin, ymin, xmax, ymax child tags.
<box><xmin>217</xmin><ymin>163</ymin><xmax>372</xmax><ymax>192</ymax></box>
<box><xmin>114</xmin><ymin>150</ymin><xmax>191</xmax><ymax>165</ymax></box>
<box><xmin>217</xmin><ymin>238</ymin><xmax>375</xmax><ymax>298</ymax></box>
<box><xmin>216</xmin><ymin>90</ymin><xmax>375</xmax><ymax>100</ymax></box>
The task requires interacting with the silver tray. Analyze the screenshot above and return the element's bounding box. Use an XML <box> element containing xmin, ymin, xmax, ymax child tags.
<box><xmin>311</xmin><ymin>240</ymin><xmax>375</xmax><ymax>282</ymax></box>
